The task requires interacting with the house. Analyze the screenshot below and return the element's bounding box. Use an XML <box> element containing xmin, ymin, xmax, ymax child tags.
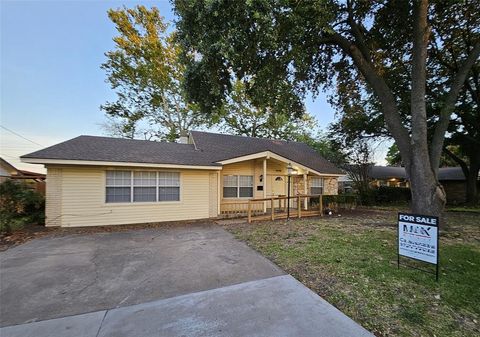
<box><xmin>339</xmin><ymin>165</ymin><xmax>477</xmax><ymax>204</ymax></box>
<box><xmin>0</xmin><ymin>157</ymin><xmax>46</xmax><ymax>194</ymax></box>
<box><xmin>369</xmin><ymin>166</ymin><xmax>410</xmax><ymax>188</ymax></box>
<box><xmin>20</xmin><ymin>131</ymin><xmax>343</xmax><ymax>227</ymax></box>
<box><xmin>437</xmin><ymin>167</ymin><xmax>474</xmax><ymax>205</ymax></box>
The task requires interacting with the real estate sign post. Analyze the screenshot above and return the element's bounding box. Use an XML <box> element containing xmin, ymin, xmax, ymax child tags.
<box><xmin>397</xmin><ymin>213</ymin><xmax>439</xmax><ymax>281</ymax></box>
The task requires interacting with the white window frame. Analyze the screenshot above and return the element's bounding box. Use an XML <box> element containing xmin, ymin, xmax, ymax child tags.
<box><xmin>105</xmin><ymin>170</ymin><xmax>132</xmax><ymax>203</ymax></box>
<box><xmin>223</xmin><ymin>175</ymin><xmax>254</xmax><ymax>199</ymax></box>
<box><xmin>133</xmin><ymin>171</ymin><xmax>157</xmax><ymax>202</ymax></box>
<box><xmin>158</xmin><ymin>172</ymin><xmax>181</xmax><ymax>202</ymax></box>
<box><xmin>105</xmin><ymin>170</ymin><xmax>181</xmax><ymax>204</ymax></box>
<box><xmin>310</xmin><ymin>177</ymin><xmax>324</xmax><ymax>195</ymax></box>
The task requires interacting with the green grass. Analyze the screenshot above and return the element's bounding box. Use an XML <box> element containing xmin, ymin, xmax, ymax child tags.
<box><xmin>447</xmin><ymin>206</ymin><xmax>480</xmax><ymax>214</ymax></box>
<box><xmin>224</xmin><ymin>210</ymin><xmax>480</xmax><ymax>337</ymax></box>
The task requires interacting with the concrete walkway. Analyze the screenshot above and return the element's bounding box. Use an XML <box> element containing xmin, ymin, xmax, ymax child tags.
<box><xmin>1</xmin><ymin>275</ymin><xmax>372</xmax><ymax>337</ymax></box>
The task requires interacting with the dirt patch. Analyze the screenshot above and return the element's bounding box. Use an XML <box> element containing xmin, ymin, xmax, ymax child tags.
<box><xmin>0</xmin><ymin>224</ymin><xmax>56</xmax><ymax>251</ymax></box>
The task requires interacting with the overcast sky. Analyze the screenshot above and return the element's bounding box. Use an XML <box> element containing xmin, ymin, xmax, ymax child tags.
<box><xmin>1</xmin><ymin>0</ymin><xmax>386</xmax><ymax>173</ymax></box>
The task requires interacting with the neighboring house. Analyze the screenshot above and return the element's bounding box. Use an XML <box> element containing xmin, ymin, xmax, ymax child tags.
<box><xmin>437</xmin><ymin>167</ymin><xmax>473</xmax><ymax>205</ymax></box>
<box><xmin>369</xmin><ymin>166</ymin><xmax>410</xmax><ymax>188</ymax></box>
<box><xmin>340</xmin><ymin>165</ymin><xmax>477</xmax><ymax>204</ymax></box>
<box><xmin>0</xmin><ymin>157</ymin><xmax>46</xmax><ymax>194</ymax></box>
<box><xmin>21</xmin><ymin>131</ymin><xmax>342</xmax><ymax>227</ymax></box>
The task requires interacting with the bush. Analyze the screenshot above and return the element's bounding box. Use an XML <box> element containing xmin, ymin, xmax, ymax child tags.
<box><xmin>374</xmin><ymin>186</ymin><xmax>411</xmax><ymax>204</ymax></box>
<box><xmin>0</xmin><ymin>180</ymin><xmax>45</xmax><ymax>233</ymax></box>
<box><xmin>355</xmin><ymin>186</ymin><xmax>411</xmax><ymax>206</ymax></box>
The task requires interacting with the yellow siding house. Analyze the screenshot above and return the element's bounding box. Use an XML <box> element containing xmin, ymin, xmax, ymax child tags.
<box><xmin>21</xmin><ymin>131</ymin><xmax>343</xmax><ymax>227</ymax></box>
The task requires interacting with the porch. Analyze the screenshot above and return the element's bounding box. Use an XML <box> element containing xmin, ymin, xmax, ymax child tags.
<box><xmin>220</xmin><ymin>194</ymin><xmax>357</xmax><ymax>223</ymax></box>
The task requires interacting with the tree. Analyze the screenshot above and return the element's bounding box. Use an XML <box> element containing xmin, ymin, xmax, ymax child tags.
<box><xmin>345</xmin><ymin>140</ymin><xmax>375</xmax><ymax>198</ymax></box>
<box><xmin>385</xmin><ymin>144</ymin><xmax>402</xmax><ymax>166</ymax></box>
<box><xmin>296</xmin><ymin>131</ymin><xmax>348</xmax><ymax>167</ymax></box>
<box><xmin>174</xmin><ymin>0</ymin><xmax>480</xmax><ymax>217</ymax></box>
<box><xmin>329</xmin><ymin>1</ymin><xmax>480</xmax><ymax>204</ymax></box>
<box><xmin>220</xmin><ymin>81</ymin><xmax>317</xmax><ymax>140</ymax></box>
<box><xmin>101</xmin><ymin>6</ymin><xmax>207</xmax><ymax>142</ymax></box>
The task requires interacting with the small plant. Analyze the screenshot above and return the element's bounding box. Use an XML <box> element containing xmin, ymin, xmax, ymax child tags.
<box><xmin>0</xmin><ymin>180</ymin><xmax>45</xmax><ymax>234</ymax></box>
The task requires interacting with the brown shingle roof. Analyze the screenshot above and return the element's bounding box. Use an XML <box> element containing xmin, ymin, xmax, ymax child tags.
<box><xmin>190</xmin><ymin>131</ymin><xmax>343</xmax><ymax>174</ymax></box>
<box><xmin>22</xmin><ymin>132</ymin><xmax>342</xmax><ymax>174</ymax></box>
<box><xmin>21</xmin><ymin>136</ymin><xmax>221</xmax><ymax>167</ymax></box>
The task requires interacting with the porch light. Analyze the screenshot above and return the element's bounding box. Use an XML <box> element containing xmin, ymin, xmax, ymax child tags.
<box><xmin>287</xmin><ymin>163</ymin><xmax>293</xmax><ymax>176</ymax></box>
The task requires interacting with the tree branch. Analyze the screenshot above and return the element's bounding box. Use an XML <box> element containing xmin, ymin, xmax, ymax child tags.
<box><xmin>443</xmin><ymin>146</ymin><xmax>469</xmax><ymax>178</ymax></box>
<box><xmin>346</xmin><ymin>0</ymin><xmax>371</xmax><ymax>62</ymax></box>
<box><xmin>329</xmin><ymin>32</ymin><xmax>412</xmax><ymax>166</ymax></box>
<box><xmin>430</xmin><ymin>40</ymin><xmax>480</xmax><ymax>172</ymax></box>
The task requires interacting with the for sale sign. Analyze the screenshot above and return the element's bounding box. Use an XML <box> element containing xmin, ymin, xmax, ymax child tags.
<box><xmin>398</xmin><ymin>213</ymin><xmax>438</xmax><ymax>265</ymax></box>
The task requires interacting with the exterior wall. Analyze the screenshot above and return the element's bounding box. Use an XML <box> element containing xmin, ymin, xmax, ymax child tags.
<box><xmin>220</xmin><ymin>161</ymin><xmax>256</xmax><ymax>204</ymax></box>
<box><xmin>209</xmin><ymin>172</ymin><xmax>219</xmax><ymax>217</ymax></box>
<box><xmin>323</xmin><ymin>177</ymin><xmax>338</xmax><ymax>195</ymax></box>
<box><xmin>46</xmin><ymin>165</ymin><xmax>215</xmax><ymax>227</ymax></box>
<box><xmin>442</xmin><ymin>181</ymin><xmax>466</xmax><ymax>204</ymax></box>
<box><xmin>220</xmin><ymin>159</ymin><xmax>340</xmax><ymax>200</ymax></box>
<box><xmin>45</xmin><ymin>167</ymin><xmax>63</xmax><ymax>227</ymax></box>
<box><xmin>0</xmin><ymin>161</ymin><xmax>15</xmax><ymax>182</ymax></box>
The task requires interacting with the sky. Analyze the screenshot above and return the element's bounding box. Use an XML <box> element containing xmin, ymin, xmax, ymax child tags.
<box><xmin>1</xmin><ymin>0</ymin><xmax>384</xmax><ymax>173</ymax></box>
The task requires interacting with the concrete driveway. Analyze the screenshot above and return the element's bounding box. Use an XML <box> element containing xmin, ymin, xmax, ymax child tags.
<box><xmin>0</xmin><ymin>225</ymin><xmax>372</xmax><ymax>337</ymax></box>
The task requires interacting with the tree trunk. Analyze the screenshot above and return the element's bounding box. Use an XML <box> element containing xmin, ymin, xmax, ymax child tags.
<box><xmin>465</xmin><ymin>160</ymin><xmax>479</xmax><ymax>205</ymax></box>
<box><xmin>406</xmin><ymin>153</ymin><xmax>446</xmax><ymax>217</ymax></box>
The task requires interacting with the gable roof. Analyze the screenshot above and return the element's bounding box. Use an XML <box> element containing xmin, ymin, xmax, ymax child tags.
<box><xmin>190</xmin><ymin>131</ymin><xmax>342</xmax><ymax>174</ymax></box>
<box><xmin>21</xmin><ymin>132</ymin><xmax>342</xmax><ymax>174</ymax></box>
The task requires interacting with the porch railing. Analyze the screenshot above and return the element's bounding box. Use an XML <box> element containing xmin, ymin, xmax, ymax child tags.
<box><xmin>220</xmin><ymin>194</ymin><xmax>357</xmax><ymax>223</ymax></box>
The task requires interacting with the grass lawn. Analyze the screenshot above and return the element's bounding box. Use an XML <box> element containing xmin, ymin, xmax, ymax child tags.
<box><xmin>223</xmin><ymin>209</ymin><xmax>480</xmax><ymax>337</ymax></box>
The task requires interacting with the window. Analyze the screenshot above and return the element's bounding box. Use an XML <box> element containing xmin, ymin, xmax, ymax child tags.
<box><xmin>133</xmin><ymin>171</ymin><xmax>157</xmax><ymax>202</ymax></box>
<box><xmin>310</xmin><ymin>177</ymin><xmax>324</xmax><ymax>195</ymax></box>
<box><xmin>239</xmin><ymin>175</ymin><xmax>253</xmax><ymax>197</ymax></box>
<box><xmin>223</xmin><ymin>175</ymin><xmax>238</xmax><ymax>198</ymax></box>
<box><xmin>106</xmin><ymin>171</ymin><xmax>131</xmax><ymax>203</ymax></box>
<box><xmin>158</xmin><ymin>172</ymin><xmax>180</xmax><ymax>201</ymax></box>
<box><xmin>106</xmin><ymin>171</ymin><xmax>180</xmax><ymax>203</ymax></box>
<box><xmin>223</xmin><ymin>175</ymin><xmax>253</xmax><ymax>198</ymax></box>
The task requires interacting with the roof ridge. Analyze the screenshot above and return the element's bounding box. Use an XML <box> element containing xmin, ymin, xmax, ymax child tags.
<box><xmin>190</xmin><ymin>130</ymin><xmax>304</xmax><ymax>144</ymax></box>
<box><xmin>76</xmin><ymin>135</ymin><xmax>195</xmax><ymax>145</ymax></box>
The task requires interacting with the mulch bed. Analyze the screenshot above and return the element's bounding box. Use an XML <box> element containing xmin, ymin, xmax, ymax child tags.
<box><xmin>0</xmin><ymin>224</ymin><xmax>57</xmax><ymax>251</ymax></box>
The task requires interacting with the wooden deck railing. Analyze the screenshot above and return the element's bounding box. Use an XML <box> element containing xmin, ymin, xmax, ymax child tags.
<box><xmin>246</xmin><ymin>194</ymin><xmax>324</xmax><ymax>223</ymax></box>
<box><xmin>220</xmin><ymin>194</ymin><xmax>357</xmax><ymax>222</ymax></box>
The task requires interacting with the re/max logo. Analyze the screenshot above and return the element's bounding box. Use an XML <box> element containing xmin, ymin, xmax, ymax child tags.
<box><xmin>402</xmin><ymin>224</ymin><xmax>431</xmax><ymax>237</ymax></box>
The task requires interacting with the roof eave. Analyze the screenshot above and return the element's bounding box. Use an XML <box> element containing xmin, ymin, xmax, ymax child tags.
<box><xmin>216</xmin><ymin>151</ymin><xmax>344</xmax><ymax>176</ymax></box>
<box><xmin>20</xmin><ymin>157</ymin><xmax>222</xmax><ymax>170</ymax></box>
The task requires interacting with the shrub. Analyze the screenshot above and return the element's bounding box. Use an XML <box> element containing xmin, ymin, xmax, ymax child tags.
<box><xmin>373</xmin><ymin>186</ymin><xmax>411</xmax><ymax>204</ymax></box>
<box><xmin>0</xmin><ymin>180</ymin><xmax>45</xmax><ymax>233</ymax></box>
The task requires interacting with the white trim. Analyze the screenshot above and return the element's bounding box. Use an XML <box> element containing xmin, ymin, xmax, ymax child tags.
<box><xmin>22</xmin><ymin>158</ymin><xmax>222</xmax><ymax>170</ymax></box>
<box><xmin>217</xmin><ymin>151</ymin><xmax>344</xmax><ymax>177</ymax></box>
<box><xmin>217</xmin><ymin>171</ymin><xmax>221</xmax><ymax>216</ymax></box>
<box><xmin>263</xmin><ymin>158</ymin><xmax>267</xmax><ymax>212</ymax></box>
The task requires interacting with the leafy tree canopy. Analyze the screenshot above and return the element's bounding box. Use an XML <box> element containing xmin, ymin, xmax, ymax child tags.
<box><xmin>174</xmin><ymin>0</ymin><xmax>480</xmax><ymax>215</ymax></box>
<box><xmin>101</xmin><ymin>5</ymin><xmax>207</xmax><ymax>141</ymax></box>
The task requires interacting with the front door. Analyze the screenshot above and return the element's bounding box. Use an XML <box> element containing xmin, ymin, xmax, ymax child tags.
<box><xmin>270</xmin><ymin>175</ymin><xmax>286</xmax><ymax>196</ymax></box>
